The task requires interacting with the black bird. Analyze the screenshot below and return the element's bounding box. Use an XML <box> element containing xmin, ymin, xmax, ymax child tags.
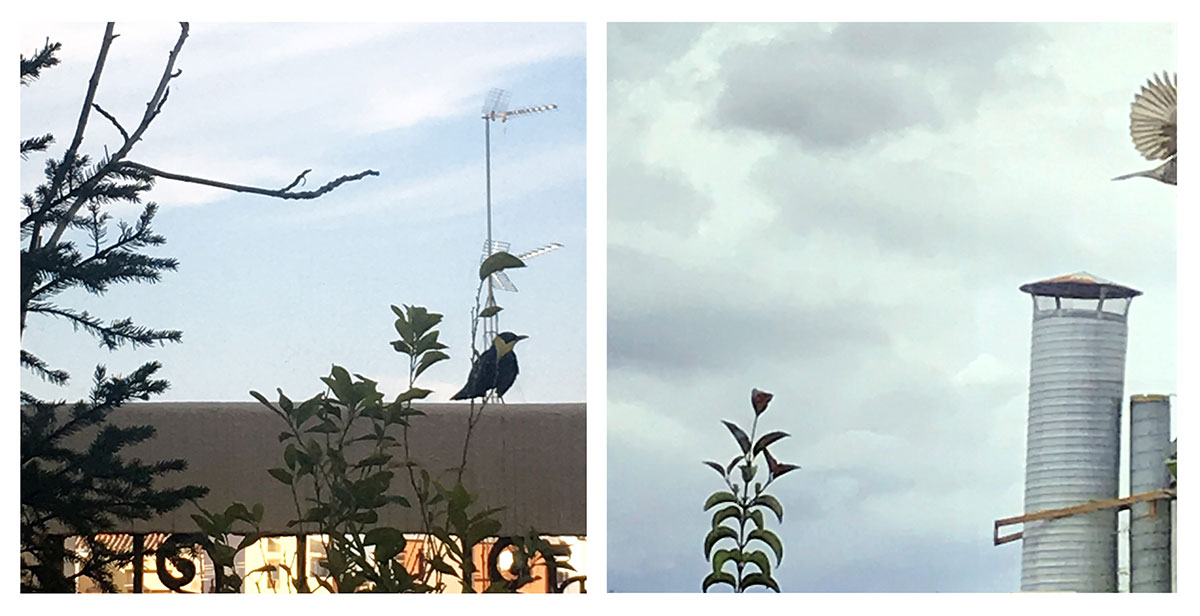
<box><xmin>451</xmin><ymin>332</ymin><xmax>528</xmax><ymax>401</ymax></box>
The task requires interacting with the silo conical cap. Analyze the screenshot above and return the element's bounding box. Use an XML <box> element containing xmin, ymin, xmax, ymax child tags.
<box><xmin>1018</xmin><ymin>271</ymin><xmax>1142</xmax><ymax>299</ymax></box>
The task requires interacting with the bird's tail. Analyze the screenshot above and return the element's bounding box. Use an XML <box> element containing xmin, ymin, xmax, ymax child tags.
<box><xmin>1112</xmin><ymin>169</ymin><xmax>1154</xmax><ymax>181</ymax></box>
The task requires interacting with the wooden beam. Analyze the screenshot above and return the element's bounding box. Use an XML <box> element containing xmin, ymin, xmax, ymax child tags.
<box><xmin>993</xmin><ymin>488</ymin><xmax>1176</xmax><ymax>546</ymax></box>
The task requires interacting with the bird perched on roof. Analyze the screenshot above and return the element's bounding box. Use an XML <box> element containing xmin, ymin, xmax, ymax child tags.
<box><xmin>451</xmin><ymin>332</ymin><xmax>528</xmax><ymax>401</ymax></box>
<box><xmin>1114</xmin><ymin>71</ymin><xmax>1176</xmax><ymax>185</ymax></box>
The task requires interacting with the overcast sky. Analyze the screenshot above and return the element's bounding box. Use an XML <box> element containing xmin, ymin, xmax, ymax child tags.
<box><xmin>607</xmin><ymin>23</ymin><xmax>1177</xmax><ymax>592</ymax></box>
<box><xmin>19</xmin><ymin>22</ymin><xmax>585</xmax><ymax>404</ymax></box>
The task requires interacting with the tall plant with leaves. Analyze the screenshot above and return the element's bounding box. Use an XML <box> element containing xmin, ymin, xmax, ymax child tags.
<box><xmin>249</xmin><ymin>295</ymin><xmax>569</xmax><ymax>593</ymax></box>
<box><xmin>20</xmin><ymin>23</ymin><xmax>375</xmax><ymax>593</ymax></box>
<box><xmin>702</xmin><ymin>389</ymin><xmax>799</xmax><ymax>593</ymax></box>
<box><xmin>253</xmin><ymin>359</ymin><xmax>434</xmax><ymax>593</ymax></box>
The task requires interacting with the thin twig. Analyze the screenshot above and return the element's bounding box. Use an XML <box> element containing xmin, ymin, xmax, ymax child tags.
<box><xmin>280</xmin><ymin>169</ymin><xmax>311</xmax><ymax>192</ymax></box>
<box><xmin>121</xmin><ymin>162</ymin><xmax>379</xmax><ymax>200</ymax></box>
<box><xmin>90</xmin><ymin>103</ymin><xmax>129</xmax><ymax>142</ymax></box>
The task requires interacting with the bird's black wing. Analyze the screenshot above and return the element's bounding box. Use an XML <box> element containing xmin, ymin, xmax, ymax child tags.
<box><xmin>451</xmin><ymin>346</ymin><xmax>499</xmax><ymax>400</ymax></box>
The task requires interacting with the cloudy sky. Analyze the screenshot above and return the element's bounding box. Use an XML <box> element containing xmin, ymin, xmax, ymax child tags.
<box><xmin>607</xmin><ymin>23</ymin><xmax>1177</xmax><ymax>592</ymax></box>
<box><xmin>19</xmin><ymin>22</ymin><xmax>585</xmax><ymax>404</ymax></box>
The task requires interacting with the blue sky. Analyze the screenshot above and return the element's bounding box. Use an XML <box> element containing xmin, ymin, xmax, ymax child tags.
<box><xmin>19</xmin><ymin>22</ymin><xmax>586</xmax><ymax>404</ymax></box>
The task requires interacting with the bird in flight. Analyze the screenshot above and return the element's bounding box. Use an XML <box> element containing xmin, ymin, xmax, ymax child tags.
<box><xmin>451</xmin><ymin>332</ymin><xmax>529</xmax><ymax>401</ymax></box>
<box><xmin>1114</xmin><ymin>71</ymin><xmax>1176</xmax><ymax>185</ymax></box>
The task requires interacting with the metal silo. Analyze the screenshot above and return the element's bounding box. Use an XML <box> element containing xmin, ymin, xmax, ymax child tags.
<box><xmin>1018</xmin><ymin>272</ymin><xmax>1141</xmax><ymax>592</ymax></box>
<box><xmin>1128</xmin><ymin>394</ymin><xmax>1172</xmax><ymax>592</ymax></box>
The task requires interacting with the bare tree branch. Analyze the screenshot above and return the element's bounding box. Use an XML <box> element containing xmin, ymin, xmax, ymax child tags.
<box><xmin>90</xmin><ymin>103</ymin><xmax>129</xmax><ymax>142</ymax></box>
<box><xmin>121</xmin><ymin>162</ymin><xmax>380</xmax><ymax>200</ymax></box>
<box><xmin>45</xmin><ymin>22</ymin><xmax>189</xmax><ymax>249</ymax></box>
<box><xmin>30</xmin><ymin>24</ymin><xmax>116</xmax><ymax>256</ymax></box>
<box><xmin>281</xmin><ymin>169</ymin><xmax>312</xmax><ymax>192</ymax></box>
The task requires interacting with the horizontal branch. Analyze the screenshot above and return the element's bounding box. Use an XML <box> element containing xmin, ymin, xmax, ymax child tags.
<box><xmin>121</xmin><ymin>162</ymin><xmax>379</xmax><ymax>200</ymax></box>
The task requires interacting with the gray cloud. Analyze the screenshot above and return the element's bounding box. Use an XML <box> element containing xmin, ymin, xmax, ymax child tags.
<box><xmin>608</xmin><ymin>23</ymin><xmax>711</xmax><ymax>84</ymax></box>
<box><xmin>607</xmin><ymin>160</ymin><xmax>717</xmax><ymax>236</ymax></box>
<box><xmin>608</xmin><ymin>22</ymin><xmax>1175</xmax><ymax>593</ymax></box>
<box><xmin>712</xmin><ymin>23</ymin><xmax>1046</xmax><ymax>151</ymax></box>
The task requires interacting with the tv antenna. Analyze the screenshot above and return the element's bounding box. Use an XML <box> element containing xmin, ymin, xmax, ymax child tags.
<box><xmin>479</xmin><ymin>88</ymin><xmax>557</xmax><ymax>341</ymax></box>
<box><xmin>480</xmin><ymin>240</ymin><xmax>564</xmax><ymax>292</ymax></box>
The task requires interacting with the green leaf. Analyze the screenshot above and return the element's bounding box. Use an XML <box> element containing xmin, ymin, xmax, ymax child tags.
<box><xmin>752</xmin><ymin>430</ymin><xmax>789</xmax><ymax>457</ymax></box>
<box><xmin>354</xmin><ymin>453</ymin><xmax>391</xmax><ymax>468</ymax></box>
<box><xmin>743</xmin><ymin>549</ymin><xmax>771</xmax><ymax>577</ymax></box>
<box><xmin>752</xmin><ymin>494</ymin><xmax>784</xmax><ymax>523</ymax></box>
<box><xmin>250</xmin><ymin>390</ymin><xmax>281</xmax><ymax>417</ymax></box>
<box><xmin>395</xmin><ymin>387</ymin><xmax>433</xmax><ymax>404</ymax></box>
<box><xmin>394</xmin><ymin>316</ymin><xmax>416</xmax><ymax>346</ymax></box>
<box><xmin>320</xmin><ymin>365</ymin><xmax>355</xmax><ymax>406</ymax></box>
<box><xmin>711</xmin><ymin>548</ymin><xmax>739</xmax><ymax>575</ymax></box>
<box><xmin>702</xmin><ymin>460</ymin><xmax>728</xmax><ymax>477</ymax></box>
<box><xmin>406</xmin><ymin>305</ymin><xmax>443</xmax><ymax>337</ymax></box>
<box><xmin>237</xmin><ymin>533</ymin><xmax>266</xmax><ymax>552</ymax></box>
<box><xmin>711</xmin><ymin>504</ymin><xmax>740</xmax><ymax>529</ymax></box>
<box><xmin>267</xmin><ymin>468</ymin><xmax>293</xmax><ymax>485</ymax></box>
<box><xmin>739</xmin><ymin>572</ymin><xmax>781</xmax><ymax>592</ymax></box>
<box><xmin>748</xmin><ymin>529</ymin><xmax>783</xmax><ymax>564</ymax></box>
<box><xmin>415</xmin><ymin>350</ymin><xmax>449</xmax><ymax>379</ymax></box>
<box><xmin>284</xmin><ymin>443</ymin><xmax>300</xmax><ymax>470</ymax></box>
<box><xmin>429</xmin><ymin>556</ymin><xmax>457</xmax><ymax>575</ymax></box>
<box><xmin>363</xmin><ymin>527</ymin><xmax>407</xmax><ymax>562</ymax></box>
<box><xmin>294</xmin><ymin>398</ymin><xmax>320</xmax><ymax>426</ymax></box>
<box><xmin>721</xmin><ymin>420</ymin><xmax>751</xmax><ymax>453</ymax></box>
<box><xmin>704</xmin><ymin>526</ymin><xmax>738</xmax><ymax>558</ymax></box>
<box><xmin>224</xmin><ymin>502</ymin><xmax>251</xmax><ymax>520</ymax></box>
<box><xmin>466</xmin><ymin>518</ymin><xmax>502</xmax><ymax>546</ymax></box>
<box><xmin>702</xmin><ymin>571</ymin><xmax>737</xmax><ymax>592</ymax></box>
<box><xmin>703</xmin><ymin>491</ymin><xmax>737</xmax><ymax>511</ymax></box>
<box><xmin>749</xmin><ymin>509</ymin><xmax>765</xmax><ymax>531</ymax></box>
<box><xmin>479</xmin><ymin>305</ymin><xmax>503</xmax><ymax>318</ymax></box>
<box><xmin>277</xmin><ymin>389</ymin><xmax>294</xmax><ymax>414</ymax></box>
<box><xmin>190</xmin><ymin>513</ymin><xmax>214</xmax><ymax>536</ymax></box>
<box><xmin>740</xmin><ymin>463</ymin><xmax>757</xmax><ymax>484</ymax></box>
<box><xmin>413</xmin><ymin>330</ymin><xmax>448</xmax><ymax>355</ymax></box>
<box><xmin>479</xmin><ymin>251</ymin><xmax>526</xmax><ymax>280</ymax></box>
<box><xmin>307</xmin><ymin>420</ymin><xmax>340</xmax><ymax>434</ymax></box>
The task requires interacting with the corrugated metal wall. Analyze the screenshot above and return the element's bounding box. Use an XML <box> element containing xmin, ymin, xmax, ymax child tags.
<box><xmin>1021</xmin><ymin>309</ymin><xmax>1126</xmax><ymax>592</ymax></box>
<box><xmin>1129</xmin><ymin>395</ymin><xmax>1172</xmax><ymax>592</ymax></box>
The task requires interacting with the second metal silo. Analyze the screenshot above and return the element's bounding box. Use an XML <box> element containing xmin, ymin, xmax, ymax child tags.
<box><xmin>1128</xmin><ymin>394</ymin><xmax>1172</xmax><ymax>592</ymax></box>
<box><xmin>1018</xmin><ymin>272</ymin><xmax>1141</xmax><ymax>592</ymax></box>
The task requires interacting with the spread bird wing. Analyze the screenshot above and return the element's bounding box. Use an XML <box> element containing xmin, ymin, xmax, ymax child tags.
<box><xmin>1130</xmin><ymin>71</ymin><xmax>1176</xmax><ymax>161</ymax></box>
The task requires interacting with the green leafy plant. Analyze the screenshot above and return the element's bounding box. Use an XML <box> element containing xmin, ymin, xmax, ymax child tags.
<box><xmin>702</xmin><ymin>388</ymin><xmax>799</xmax><ymax>593</ymax></box>
<box><xmin>188</xmin><ymin>502</ymin><xmax>268</xmax><ymax>593</ymax></box>
<box><xmin>252</xmin><ymin>362</ymin><xmax>432</xmax><ymax>593</ymax></box>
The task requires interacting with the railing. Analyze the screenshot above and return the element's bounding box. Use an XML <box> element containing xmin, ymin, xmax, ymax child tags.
<box><xmin>70</xmin><ymin>532</ymin><xmax>586</xmax><ymax>593</ymax></box>
<box><xmin>47</xmin><ymin>401</ymin><xmax>587</xmax><ymax>593</ymax></box>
